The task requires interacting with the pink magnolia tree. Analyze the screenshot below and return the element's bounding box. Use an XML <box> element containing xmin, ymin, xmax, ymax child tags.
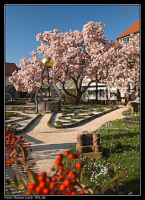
<box><xmin>36</xmin><ymin>21</ymin><xmax>114</xmax><ymax>102</ymax></box>
<box><xmin>9</xmin><ymin>21</ymin><xmax>112</xmax><ymax>103</ymax></box>
<box><xmin>9</xmin><ymin>51</ymin><xmax>42</xmax><ymax>94</ymax></box>
<box><xmin>105</xmin><ymin>33</ymin><xmax>140</xmax><ymax>95</ymax></box>
<box><xmin>9</xmin><ymin>51</ymin><xmax>52</xmax><ymax>100</ymax></box>
<box><xmin>9</xmin><ymin>21</ymin><xmax>140</xmax><ymax>104</ymax></box>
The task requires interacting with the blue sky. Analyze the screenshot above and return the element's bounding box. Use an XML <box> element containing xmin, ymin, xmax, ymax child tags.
<box><xmin>5</xmin><ymin>4</ymin><xmax>140</xmax><ymax>67</ymax></box>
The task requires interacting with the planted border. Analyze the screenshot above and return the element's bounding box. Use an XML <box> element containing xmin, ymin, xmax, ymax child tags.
<box><xmin>47</xmin><ymin>106</ymin><xmax>119</xmax><ymax>128</ymax></box>
<box><xmin>123</xmin><ymin>117</ymin><xmax>140</xmax><ymax>124</ymax></box>
<box><xmin>14</xmin><ymin>113</ymin><xmax>41</xmax><ymax>133</ymax></box>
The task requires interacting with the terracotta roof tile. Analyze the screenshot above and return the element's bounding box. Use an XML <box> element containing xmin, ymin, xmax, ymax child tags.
<box><xmin>5</xmin><ymin>85</ymin><xmax>14</xmax><ymax>92</ymax></box>
<box><xmin>117</xmin><ymin>19</ymin><xmax>140</xmax><ymax>39</ymax></box>
<box><xmin>114</xmin><ymin>40</ymin><xmax>119</xmax><ymax>48</ymax></box>
<box><xmin>5</xmin><ymin>62</ymin><xmax>19</xmax><ymax>76</ymax></box>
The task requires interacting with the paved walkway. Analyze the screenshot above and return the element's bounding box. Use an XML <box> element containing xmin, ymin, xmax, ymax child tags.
<box><xmin>21</xmin><ymin>106</ymin><xmax>128</xmax><ymax>174</ymax></box>
<box><xmin>5</xmin><ymin>105</ymin><xmax>128</xmax><ymax>184</ymax></box>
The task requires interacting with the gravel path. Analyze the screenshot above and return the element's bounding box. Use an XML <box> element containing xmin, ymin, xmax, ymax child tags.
<box><xmin>5</xmin><ymin>105</ymin><xmax>128</xmax><ymax>189</ymax></box>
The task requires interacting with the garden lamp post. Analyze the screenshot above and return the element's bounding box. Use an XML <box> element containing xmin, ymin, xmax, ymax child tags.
<box><xmin>35</xmin><ymin>56</ymin><xmax>60</xmax><ymax>113</ymax></box>
<box><xmin>42</xmin><ymin>56</ymin><xmax>53</xmax><ymax>100</ymax></box>
<box><xmin>35</xmin><ymin>56</ymin><xmax>53</xmax><ymax>113</ymax></box>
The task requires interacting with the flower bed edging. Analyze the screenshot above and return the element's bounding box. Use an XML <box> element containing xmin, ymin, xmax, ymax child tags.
<box><xmin>47</xmin><ymin>106</ymin><xmax>119</xmax><ymax>129</ymax></box>
<box><xmin>14</xmin><ymin>113</ymin><xmax>41</xmax><ymax>133</ymax></box>
<box><xmin>123</xmin><ymin>117</ymin><xmax>140</xmax><ymax>124</ymax></box>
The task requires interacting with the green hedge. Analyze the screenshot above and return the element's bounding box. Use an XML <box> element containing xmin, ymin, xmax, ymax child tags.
<box><xmin>15</xmin><ymin>113</ymin><xmax>41</xmax><ymax>133</ymax></box>
<box><xmin>47</xmin><ymin>106</ymin><xmax>119</xmax><ymax>129</ymax></box>
<box><xmin>6</xmin><ymin>100</ymin><xmax>26</xmax><ymax>105</ymax></box>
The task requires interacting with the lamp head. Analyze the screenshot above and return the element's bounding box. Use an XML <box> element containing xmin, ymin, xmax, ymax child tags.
<box><xmin>42</xmin><ymin>56</ymin><xmax>53</xmax><ymax>68</ymax></box>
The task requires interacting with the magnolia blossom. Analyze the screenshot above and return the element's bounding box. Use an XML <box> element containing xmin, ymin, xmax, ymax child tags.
<box><xmin>9</xmin><ymin>21</ymin><xmax>140</xmax><ymax>102</ymax></box>
<box><xmin>9</xmin><ymin>51</ymin><xmax>43</xmax><ymax>94</ymax></box>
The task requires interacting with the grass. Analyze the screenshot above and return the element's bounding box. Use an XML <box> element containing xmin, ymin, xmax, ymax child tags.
<box><xmin>122</xmin><ymin>107</ymin><xmax>132</xmax><ymax>116</ymax></box>
<box><xmin>63</xmin><ymin>119</ymin><xmax>140</xmax><ymax>195</ymax></box>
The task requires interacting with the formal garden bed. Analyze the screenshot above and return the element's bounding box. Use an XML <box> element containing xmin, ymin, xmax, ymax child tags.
<box><xmin>122</xmin><ymin>105</ymin><xmax>140</xmax><ymax>124</ymax></box>
<box><xmin>63</xmin><ymin>119</ymin><xmax>140</xmax><ymax>195</ymax></box>
<box><xmin>123</xmin><ymin>116</ymin><xmax>140</xmax><ymax>124</ymax></box>
<box><xmin>5</xmin><ymin>106</ymin><xmax>40</xmax><ymax>132</ymax></box>
<box><xmin>5</xmin><ymin>118</ymin><xmax>140</xmax><ymax>195</ymax></box>
<box><xmin>48</xmin><ymin>105</ymin><xmax>119</xmax><ymax>128</ymax></box>
<box><xmin>5</xmin><ymin>107</ymin><xmax>140</xmax><ymax>195</ymax></box>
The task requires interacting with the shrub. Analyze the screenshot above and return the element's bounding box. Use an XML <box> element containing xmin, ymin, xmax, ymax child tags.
<box><xmin>22</xmin><ymin>115</ymin><xmax>29</xmax><ymax>119</ymax></box>
<box><xmin>5</xmin><ymin>127</ymin><xmax>134</xmax><ymax>195</ymax></box>
<box><xmin>122</xmin><ymin>110</ymin><xmax>131</xmax><ymax>116</ymax></box>
<box><xmin>9</xmin><ymin>123</ymin><xmax>21</xmax><ymax>130</ymax></box>
<box><xmin>69</xmin><ymin>119</ymin><xmax>76</xmax><ymax>123</ymax></box>
<box><xmin>6</xmin><ymin>100</ymin><xmax>26</xmax><ymax>105</ymax></box>
<box><xmin>5</xmin><ymin>112</ymin><xmax>19</xmax><ymax>118</ymax></box>
<box><xmin>21</xmin><ymin>108</ymin><xmax>25</xmax><ymax>113</ymax></box>
<box><xmin>71</xmin><ymin>114</ymin><xmax>85</xmax><ymax>119</ymax></box>
<box><xmin>55</xmin><ymin>121</ymin><xmax>63</xmax><ymax>127</ymax></box>
<box><xmin>107</xmin><ymin>105</ymin><xmax>114</xmax><ymax>108</ymax></box>
<box><xmin>58</xmin><ymin>116</ymin><xmax>69</xmax><ymax>121</ymax></box>
<box><xmin>62</xmin><ymin>113</ymin><xmax>67</xmax><ymax>117</ymax></box>
<box><xmin>130</xmin><ymin>113</ymin><xmax>140</xmax><ymax>121</ymax></box>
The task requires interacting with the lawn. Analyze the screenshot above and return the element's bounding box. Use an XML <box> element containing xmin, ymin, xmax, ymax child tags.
<box><xmin>63</xmin><ymin>119</ymin><xmax>140</xmax><ymax>195</ymax></box>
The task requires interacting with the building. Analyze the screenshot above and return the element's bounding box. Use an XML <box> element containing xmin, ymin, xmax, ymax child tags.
<box><xmin>57</xmin><ymin>80</ymin><xmax>75</xmax><ymax>90</ymax></box>
<box><xmin>5</xmin><ymin>62</ymin><xmax>20</xmax><ymax>100</ymax></box>
<box><xmin>81</xmin><ymin>78</ymin><xmax>117</xmax><ymax>103</ymax></box>
<box><xmin>82</xmin><ymin>20</ymin><xmax>140</xmax><ymax>103</ymax></box>
<box><xmin>5</xmin><ymin>62</ymin><xmax>19</xmax><ymax>86</ymax></box>
<box><xmin>115</xmin><ymin>19</ymin><xmax>140</xmax><ymax>48</ymax></box>
<box><xmin>114</xmin><ymin>19</ymin><xmax>140</xmax><ymax>101</ymax></box>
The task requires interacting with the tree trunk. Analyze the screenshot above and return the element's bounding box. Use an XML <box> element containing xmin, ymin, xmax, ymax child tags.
<box><xmin>76</xmin><ymin>92</ymin><xmax>82</xmax><ymax>103</ymax></box>
<box><xmin>127</xmin><ymin>91</ymin><xmax>130</xmax><ymax>103</ymax></box>
<box><xmin>61</xmin><ymin>79</ymin><xmax>95</xmax><ymax>103</ymax></box>
<box><xmin>35</xmin><ymin>93</ymin><xmax>38</xmax><ymax>113</ymax></box>
<box><xmin>127</xmin><ymin>84</ymin><xmax>130</xmax><ymax>103</ymax></box>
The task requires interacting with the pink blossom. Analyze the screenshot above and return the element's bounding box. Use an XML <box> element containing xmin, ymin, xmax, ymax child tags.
<box><xmin>9</xmin><ymin>21</ymin><xmax>140</xmax><ymax>101</ymax></box>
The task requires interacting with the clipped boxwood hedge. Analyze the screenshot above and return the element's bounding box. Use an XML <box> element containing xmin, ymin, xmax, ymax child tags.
<box><xmin>6</xmin><ymin>100</ymin><xmax>26</xmax><ymax>105</ymax></box>
<box><xmin>47</xmin><ymin>106</ymin><xmax>119</xmax><ymax>129</ymax></box>
<box><xmin>14</xmin><ymin>113</ymin><xmax>41</xmax><ymax>133</ymax></box>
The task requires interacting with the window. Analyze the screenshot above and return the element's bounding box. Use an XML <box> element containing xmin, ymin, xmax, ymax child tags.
<box><xmin>88</xmin><ymin>90</ymin><xmax>93</xmax><ymax>95</ymax></box>
<box><xmin>100</xmin><ymin>89</ymin><xmax>104</xmax><ymax>97</ymax></box>
<box><xmin>110</xmin><ymin>92</ymin><xmax>114</xmax><ymax>97</ymax></box>
<box><xmin>127</xmin><ymin>36</ymin><xmax>129</xmax><ymax>42</ymax></box>
<box><xmin>70</xmin><ymin>82</ymin><xmax>74</xmax><ymax>89</ymax></box>
<box><xmin>64</xmin><ymin>82</ymin><xmax>67</xmax><ymax>89</ymax></box>
<box><xmin>59</xmin><ymin>83</ymin><xmax>62</xmax><ymax>89</ymax></box>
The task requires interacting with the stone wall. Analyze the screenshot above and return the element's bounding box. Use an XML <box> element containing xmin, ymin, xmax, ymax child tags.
<box><xmin>38</xmin><ymin>101</ymin><xmax>61</xmax><ymax>112</ymax></box>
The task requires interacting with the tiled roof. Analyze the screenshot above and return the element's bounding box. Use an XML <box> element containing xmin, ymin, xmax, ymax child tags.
<box><xmin>117</xmin><ymin>19</ymin><xmax>140</xmax><ymax>39</ymax></box>
<box><xmin>5</xmin><ymin>62</ymin><xmax>19</xmax><ymax>76</ymax></box>
<box><xmin>5</xmin><ymin>85</ymin><xmax>14</xmax><ymax>92</ymax></box>
<box><xmin>114</xmin><ymin>40</ymin><xmax>119</xmax><ymax>48</ymax></box>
